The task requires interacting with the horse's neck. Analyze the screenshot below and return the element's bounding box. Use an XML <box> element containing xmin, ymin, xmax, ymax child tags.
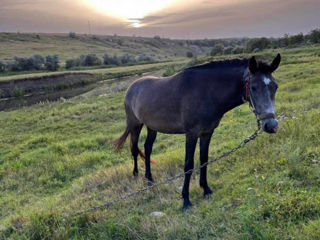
<box><xmin>217</xmin><ymin>66</ymin><xmax>247</xmax><ymax>114</ymax></box>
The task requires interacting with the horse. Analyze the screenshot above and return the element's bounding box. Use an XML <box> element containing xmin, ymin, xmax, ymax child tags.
<box><xmin>114</xmin><ymin>54</ymin><xmax>281</xmax><ymax>209</ymax></box>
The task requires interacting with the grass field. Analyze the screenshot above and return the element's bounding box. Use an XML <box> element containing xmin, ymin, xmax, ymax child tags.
<box><xmin>0</xmin><ymin>33</ymin><xmax>204</xmax><ymax>63</ymax></box>
<box><xmin>0</xmin><ymin>60</ymin><xmax>187</xmax><ymax>82</ymax></box>
<box><xmin>0</xmin><ymin>46</ymin><xmax>320</xmax><ymax>239</ymax></box>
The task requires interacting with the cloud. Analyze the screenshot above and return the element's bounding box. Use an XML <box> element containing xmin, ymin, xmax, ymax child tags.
<box><xmin>0</xmin><ymin>0</ymin><xmax>319</xmax><ymax>38</ymax></box>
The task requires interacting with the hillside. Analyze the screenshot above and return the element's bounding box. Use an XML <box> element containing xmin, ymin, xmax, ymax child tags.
<box><xmin>0</xmin><ymin>46</ymin><xmax>320</xmax><ymax>239</ymax></box>
<box><xmin>0</xmin><ymin>32</ymin><xmax>212</xmax><ymax>62</ymax></box>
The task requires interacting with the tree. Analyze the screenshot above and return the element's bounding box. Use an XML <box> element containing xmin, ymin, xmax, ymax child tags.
<box><xmin>246</xmin><ymin>38</ymin><xmax>271</xmax><ymax>52</ymax></box>
<box><xmin>289</xmin><ymin>33</ymin><xmax>304</xmax><ymax>46</ymax></box>
<box><xmin>210</xmin><ymin>44</ymin><xmax>224</xmax><ymax>56</ymax></box>
<box><xmin>223</xmin><ymin>47</ymin><xmax>233</xmax><ymax>55</ymax></box>
<box><xmin>45</xmin><ymin>55</ymin><xmax>60</xmax><ymax>71</ymax></box>
<box><xmin>307</xmin><ymin>28</ymin><xmax>320</xmax><ymax>44</ymax></box>
<box><xmin>69</xmin><ymin>32</ymin><xmax>76</xmax><ymax>38</ymax></box>
<box><xmin>232</xmin><ymin>46</ymin><xmax>244</xmax><ymax>54</ymax></box>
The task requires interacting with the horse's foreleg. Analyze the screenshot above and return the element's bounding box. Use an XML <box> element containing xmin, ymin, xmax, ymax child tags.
<box><xmin>199</xmin><ymin>131</ymin><xmax>213</xmax><ymax>198</ymax></box>
<box><xmin>144</xmin><ymin>127</ymin><xmax>157</xmax><ymax>182</ymax></box>
<box><xmin>182</xmin><ymin>132</ymin><xmax>198</xmax><ymax>209</ymax></box>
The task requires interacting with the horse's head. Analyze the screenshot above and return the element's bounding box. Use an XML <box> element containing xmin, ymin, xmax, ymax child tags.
<box><xmin>247</xmin><ymin>54</ymin><xmax>281</xmax><ymax>134</ymax></box>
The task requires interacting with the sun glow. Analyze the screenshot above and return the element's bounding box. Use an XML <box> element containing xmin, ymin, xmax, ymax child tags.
<box><xmin>84</xmin><ymin>0</ymin><xmax>175</xmax><ymax>27</ymax></box>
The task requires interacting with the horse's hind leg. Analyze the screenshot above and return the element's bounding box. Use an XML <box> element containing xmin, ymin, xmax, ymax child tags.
<box><xmin>130</xmin><ymin>124</ymin><xmax>143</xmax><ymax>176</ymax></box>
<box><xmin>144</xmin><ymin>127</ymin><xmax>157</xmax><ymax>182</ymax></box>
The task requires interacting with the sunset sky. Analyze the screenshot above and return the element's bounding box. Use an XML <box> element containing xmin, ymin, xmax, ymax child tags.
<box><xmin>1</xmin><ymin>0</ymin><xmax>319</xmax><ymax>39</ymax></box>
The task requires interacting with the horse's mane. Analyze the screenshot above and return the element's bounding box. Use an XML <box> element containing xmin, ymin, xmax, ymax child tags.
<box><xmin>185</xmin><ymin>58</ymin><xmax>273</xmax><ymax>73</ymax></box>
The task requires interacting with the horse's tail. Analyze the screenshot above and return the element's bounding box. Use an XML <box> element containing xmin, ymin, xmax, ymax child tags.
<box><xmin>114</xmin><ymin>127</ymin><xmax>130</xmax><ymax>151</ymax></box>
<box><xmin>114</xmin><ymin>127</ymin><xmax>157</xmax><ymax>164</ymax></box>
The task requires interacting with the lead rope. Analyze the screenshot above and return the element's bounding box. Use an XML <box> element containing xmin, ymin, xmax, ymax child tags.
<box><xmin>68</xmin><ymin>117</ymin><xmax>262</xmax><ymax>218</ymax></box>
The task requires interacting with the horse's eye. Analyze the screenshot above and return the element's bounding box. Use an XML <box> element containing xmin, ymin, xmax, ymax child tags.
<box><xmin>251</xmin><ymin>86</ymin><xmax>257</xmax><ymax>91</ymax></box>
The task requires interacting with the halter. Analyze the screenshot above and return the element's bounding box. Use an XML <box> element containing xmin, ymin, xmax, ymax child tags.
<box><xmin>242</xmin><ymin>69</ymin><xmax>276</xmax><ymax>121</ymax></box>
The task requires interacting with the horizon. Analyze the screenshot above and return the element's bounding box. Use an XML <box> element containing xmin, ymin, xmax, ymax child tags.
<box><xmin>1</xmin><ymin>0</ymin><xmax>320</xmax><ymax>39</ymax></box>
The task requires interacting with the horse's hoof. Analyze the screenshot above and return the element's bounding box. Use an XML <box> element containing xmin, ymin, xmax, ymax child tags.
<box><xmin>147</xmin><ymin>178</ymin><xmax>154</xmax><ymax>185</ymax></box>
<box><xmin>203</xmin><ymin>187</ymin><xmax>213</xmax><ymax>199</ymax></box>
<box><xmin>182</xmin><ymin>199</ymin><xmax>192</xmax><ymax>210</ymax></box>
<box><xmin>133</xmin><ymin>170</ymin><xmax>139</xmax><ymax>177</ymax></box>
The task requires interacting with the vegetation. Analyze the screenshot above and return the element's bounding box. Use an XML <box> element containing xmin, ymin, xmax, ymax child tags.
<box><xmin>0</xmin><ymin>45</ymin><xmax>319</xmax><ymax>239</ymax></box>
<box><xmin>45</xmin><ymin>55</ymin><xmax>60</xmax><ymax>71</ymax></box>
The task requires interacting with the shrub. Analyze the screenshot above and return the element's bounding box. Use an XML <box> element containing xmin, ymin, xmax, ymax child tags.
<box><xmin>119</xmin><ymin>54</ymin><xmax>136</xmax><ymax>64</ymax></box>
<box><xmin>232</xmin><ymin>46</ymin><xmax>244</xmax><ymax>54</ymax></box>
<box><xmin>103</xmin><ymin>54</ymin><xmax>120</xmax><ymax>65</ymax></box>
<box><xmin>79</xmin><ymin>54</ymin><xmax>102</xmax><ymax>66</ymax></box>
<box><xmin>223</xmin><ymin>47</ymin><xmax>233</xmax><ymax>55</ymax></box>
<box><xmin>30</xmin><ymin>54</ymin><xmax>45</xmax><ymax>70</ymax></box>
<box><xmin>137</xmin><ymin>54</ymin><xmax>154</xmax><ymax>62</ymax></box>
<box><xmin>246</xmin><ymin>38</ymin><xmax>271</xmax><ymax>52</ymax></box>
<box><xmin>307</xmin><ymin>28</ymin><xmax>320</xmax><ymax>44</ymax></box>
<box><xmin>186</xmin><ymin>51</ymin><xmax>194</xmax><ymax>58</ymax></box>
<box><xmin>45</xmin><ymin>55</ymin><xmax>60</xmax><ymax>71</ymax></box>
<box><xmin>69</xmin><ymin>32</ymin><xmax>76</xmax><ymax>38</ymax></box>
<box><xmin>162</xmin><ymin>66</ymin><xmax>176</xmax><ymax>77</ymax></box>
<box><xmin>65</xmin><ymin>58</ymin><xmax>80</xmax><ymax>69</ymax></box>
<box><xmin>0</xmin><ymin>61</ymin><xmax>7</xmax><ymax>72</ymax></box>
<box><xmin>289</xmin><ymin>33</ymin><xmax>304</xmax><ymax>46</ymax></box>
<box><xmin>210</xmin><ymin>44</ymin><xmax>224</xmax><ymax>56</ymax></box>
<box><xmin>11</xmin><ymin>56</ymin><xmax>32</xmax><ymax>71</ymax></box>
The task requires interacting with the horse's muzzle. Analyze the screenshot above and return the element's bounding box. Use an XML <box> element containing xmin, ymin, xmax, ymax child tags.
<box><xmin>262</xmin><ymin>118</ymin><xmax>278</xmax><ymax>133</ymax></box>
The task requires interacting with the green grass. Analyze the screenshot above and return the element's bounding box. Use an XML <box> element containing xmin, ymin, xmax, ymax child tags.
<box><xmin>0</xmin><ymin>46</ymin><xmax>320</xmax><ymax>239</ymax></box>
<box><xmin>0</xmin><ymin>32</ymin><xmax>199</xmax><ymax>63</ymax></box>
<box><xmin>0</xmin><ymin>60</ymin><xmax>187</xmax><ymax>82</ymax></box>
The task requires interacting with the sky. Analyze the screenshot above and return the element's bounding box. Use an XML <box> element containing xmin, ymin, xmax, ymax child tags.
<box><xmin>0</xmin><ymin>0</ymin><xmax>319</xmax><ymax>39</ymax></box>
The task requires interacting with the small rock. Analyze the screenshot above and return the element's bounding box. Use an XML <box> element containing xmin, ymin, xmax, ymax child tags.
<box><xmin>150</xmin><ymin>211</ymin><xmax>165</xmax><ymax>217</ymax></box>
<box><xmin>0</xmin><ymin>225</ymin><xmax>6</xmax><ymax>231</ymax></box>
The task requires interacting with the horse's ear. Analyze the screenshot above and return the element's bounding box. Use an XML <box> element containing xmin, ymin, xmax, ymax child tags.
<box><xmin>248</xmin><ymin>56</ymin><xmax>258</xmax><ymax>73</ymax></box>
<box><xmin>270</xmin><ymin>53</ymin><xmax>281</xmax><ymax>72</ymax></box>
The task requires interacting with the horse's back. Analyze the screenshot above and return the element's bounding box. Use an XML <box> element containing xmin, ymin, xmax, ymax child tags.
<box><xmin>125</xmin><ymin>74</ymin><xmax>185</xmax><ymax>133</ymax></box>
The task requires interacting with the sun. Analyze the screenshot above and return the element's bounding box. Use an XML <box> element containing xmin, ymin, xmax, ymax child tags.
<box><xmin>84</xmin><ymin>0</ymin><xmax>175</xmax><ymax>27</ymax></box>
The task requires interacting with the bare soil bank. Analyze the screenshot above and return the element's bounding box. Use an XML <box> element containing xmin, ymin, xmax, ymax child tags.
<box><xmin>0</xmin><ymin>72</ymin><xmax>94</xmax><ymax>98</ymax></box>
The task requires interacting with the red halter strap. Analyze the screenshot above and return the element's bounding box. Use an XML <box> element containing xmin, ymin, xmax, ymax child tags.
<box><xmin>244</xmin><ymin>81</ymin><xmax>249</xmax><ymax>102</ymax></box>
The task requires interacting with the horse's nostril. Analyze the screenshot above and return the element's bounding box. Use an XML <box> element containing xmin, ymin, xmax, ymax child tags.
<box><xmin>263</xmin><ymin>119</ymin><xmax>278</xmax><ymax>134</ymax></box>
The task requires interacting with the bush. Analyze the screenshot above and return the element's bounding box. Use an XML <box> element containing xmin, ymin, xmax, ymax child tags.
<box><xmin>45</xmin><ymin>55</ymin><xmax>60</xmax><ymax>71</ymax></box>
<box><xmin>223</xmin><ymin>47</ymin><xmax>233</xmax><ymax>55</ymax></box>
<box><xmin>232</xmin><ymin>46</ymin><xmax>244</xmax><ymax>54</ymax></box>
<box><xmin>307</xmin><ymin>28</ymin><xmax>320</xmax><ymax>44</ymax></box>
<box><xmin>162</xmin><ymin>66</ymin><xmax>176</xmax><ymax>77</ymax></box>
<box><xmin>289</xmin><ymin>33</ymin><xmax>304</xmax><ymax>46</ymax></box>
<box><xmin>0</xmin><ymin>61</ymin><xmax>7</xmax><ymax>72</ymax></box>
<box><xmin>69</xmin><ymin>32</ymin><xmax>76</xmax><ymax>38</ymax></box>
<box><xmin>186</xmin><ymin>51</ymin><xmax>194</xmax><ymax>58</ymax></box>
<box><xmin>30</xmin><ymin>54</ymin><xmax>45</xmax><ymax>70</ymax></box>
<box><xmin>65</xmin><ymin>58</ymin><xmax>80</xmax><ymax>69</ymax></box>
<box><xmin>103</xmin><ymin>54</ymin><xmax>120</xmax><ymax>65</ymax></box>
<box><xmin>246</xmin><ymin>38</ymin><xmax>271</xmax><ymax>52</ymax></box>
<box><xmin>79</xmin><ymin>54</ymin><xmax>102</xmax><ymax>66</ymax></box>
<box><xmin>137</xmin><ymin>54</ymin><xmax>154</xmax><ymax>62</ymax></box>
<box><xmin>11</xmin><ymin>56</ymin><xmax>33</xmax><ymax>71</ymax></box>
<box><xmin>210</xmin><ymin>44</ymin><xmax>224</xmax><ymax>56</ymax></box>
<box><xmin>119</xmin><ymin>54</ymin><xmax>136</xmax><ymax>64</ymax></box>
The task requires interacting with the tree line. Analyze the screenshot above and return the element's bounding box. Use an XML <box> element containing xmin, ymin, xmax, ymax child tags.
<box><xmin>0</xmin><ymin>53</ymin><xmax>155</xmax><ymax>73</ymax></box>
<box><xmin>209</xmin><ymin>28</ymin><xmax>320</xmax><ymax>56</ymax></box>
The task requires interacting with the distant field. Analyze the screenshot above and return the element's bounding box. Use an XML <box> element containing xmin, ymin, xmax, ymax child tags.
<box><xmin>0</xmin><ymin>32</ymin><xmax>206</xmax><ymax>62</ymax></box>
<box><xmin>0</xmin><ymin>46</ymin><xmax>320</xmax><ymax>239</ymax></box>
<box><xmin>0</xmin><ymin>60</ymin><xmax>187</xmax><ymax>82</ymax></box>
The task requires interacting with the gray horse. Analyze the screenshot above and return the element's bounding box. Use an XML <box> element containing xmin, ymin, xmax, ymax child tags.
<box><xmin>115</xmin><ymin>54</ymin><xmax>281</xmax><ymax>209</ymax></box>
